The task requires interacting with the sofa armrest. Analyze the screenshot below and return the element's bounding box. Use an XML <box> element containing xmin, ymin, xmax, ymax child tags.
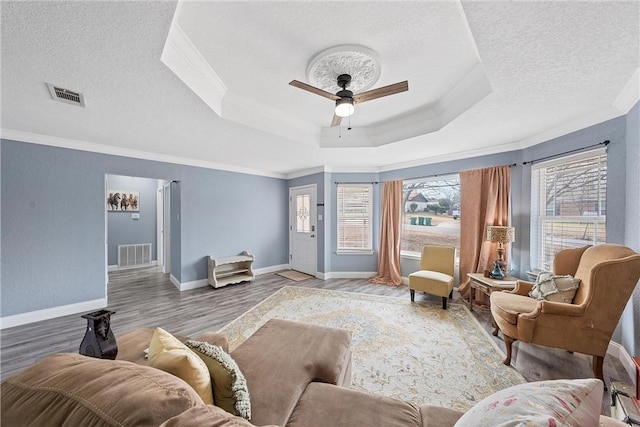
<box><xmin>194</xmin><ymin>332</ymin><xmax>229</xmax><ymax>353</ymax></box>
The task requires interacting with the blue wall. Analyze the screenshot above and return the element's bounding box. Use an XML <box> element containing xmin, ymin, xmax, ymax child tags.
<box><xmin>0</xmin><ymin>140</ymin><xmax>289</xmax><ymax>317</ymax></box>
<box><xmin>107</xmin><ymin>175</ymin><xmax>160</xmax><ymax>266</ymax></box>
<box><xmin>1</xmin><ymin>104</ymin><xmax>637</xmax><ymax>355</ymax></box>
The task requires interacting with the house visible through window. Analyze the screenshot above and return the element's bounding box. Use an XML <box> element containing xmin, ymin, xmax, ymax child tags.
<box><xmin>530</xmin><ymin>149</ymin><xmax>607</xmax><ymax>271</ymax></box>
<box><xmin>337</xmin><ymin>184</ymin><xmax>373</xmax><ymax>253</ymax></box>
<box><xmin>401</xmin><ymin>175</ymin><xmax>460</xmax><ymax>256</ymax></box>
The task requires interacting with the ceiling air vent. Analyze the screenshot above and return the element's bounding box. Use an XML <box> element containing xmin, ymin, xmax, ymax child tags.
<box><xmin>46</xmin><ymin>83</ymin><xmax>85</xmax><ymax>107</ymax></box>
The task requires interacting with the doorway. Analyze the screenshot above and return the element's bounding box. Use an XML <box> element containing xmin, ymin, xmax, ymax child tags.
<box><xmin>289</xmin><ymin>184</ymin><xmax>317</xmax><ymax>276</ymax></box>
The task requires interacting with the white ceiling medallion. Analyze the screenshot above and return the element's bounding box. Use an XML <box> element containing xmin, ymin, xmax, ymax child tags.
<box><xmin>306</xmin><ymin>45</ymin><xmax>381</xmax><ymax>93</ymax></box>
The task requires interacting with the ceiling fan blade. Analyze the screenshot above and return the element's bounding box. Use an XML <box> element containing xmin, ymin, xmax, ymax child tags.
<box><xmin>353</xmin><ymin>81</ymin><xmax>408</xmax><ymax>104</ymax></box>
<box><xmin>331</xmin><ymin>113</ymin><xmax>342</xmax><ymax>127</ymax></box>
<box><xmin>289</xmin><ymin>80</ymin><xmax>340</xmax><ymax>101</ymax></box>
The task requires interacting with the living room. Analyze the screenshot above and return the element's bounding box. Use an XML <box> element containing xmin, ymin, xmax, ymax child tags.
<box><xmin>1</xmin><ymin>1</ymin><xmax>639</xmax><ymax>426</ymax></box>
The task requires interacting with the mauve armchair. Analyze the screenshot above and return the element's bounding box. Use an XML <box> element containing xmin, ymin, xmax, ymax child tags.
<box><xmin>490</xmin><ymin>244</ymin><xmax>640</xmax><ymax>382</ymax></box>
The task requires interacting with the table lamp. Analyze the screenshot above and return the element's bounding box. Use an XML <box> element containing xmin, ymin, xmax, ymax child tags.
<box><xmin>487</xmin><ymin>226</ymin><xmax>515</xmax><ymax>279</ymax></box>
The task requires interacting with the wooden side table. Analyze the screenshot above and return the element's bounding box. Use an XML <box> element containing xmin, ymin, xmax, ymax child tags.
<box><xmin>467</xmin><ymin>273</ymin><xmax>519</xmax><ymax>312</ymax></box>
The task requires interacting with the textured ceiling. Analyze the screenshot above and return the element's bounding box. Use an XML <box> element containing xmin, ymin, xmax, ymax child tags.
<box><xmin>1</xmin><ymin>1</ymin><xmax>638</xmax><ymax>177</ymax></box>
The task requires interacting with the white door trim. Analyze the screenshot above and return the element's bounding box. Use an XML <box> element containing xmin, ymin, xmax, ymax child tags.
<box><xmin>289</xmin><ymin>184</ymin><xmax>317</xmax><ymax>276</ymax></box>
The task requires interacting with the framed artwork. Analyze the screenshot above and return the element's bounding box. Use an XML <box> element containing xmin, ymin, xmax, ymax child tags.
<box><xmin>107</xmin><ymin>191</ymin><xmax>139</xmax><ymax>211</ymax></box>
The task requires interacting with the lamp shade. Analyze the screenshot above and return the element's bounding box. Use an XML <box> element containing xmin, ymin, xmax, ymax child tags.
<box><xmin>335</xmin><ymin>97</ymin><xmax>355</xmax><ymax>117</ymax></box>
<box><xmin>487</xmin><ymin>226</ymin><xmax>515</xmax><ymax>243</ymax></box>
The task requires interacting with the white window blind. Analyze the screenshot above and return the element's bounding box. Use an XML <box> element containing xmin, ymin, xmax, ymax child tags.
<box><xmin>530</xmin><ymin>149</ymin><xmax>607</xmax><ymax>271</ymax></box>
<box><xmin>337</xmin><ymin>184</ymin><xmax>373</xmax><ymax>253</ymax></box>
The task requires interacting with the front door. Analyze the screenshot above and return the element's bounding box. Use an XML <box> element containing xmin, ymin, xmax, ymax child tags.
<box><xmin>289</xmin><ymin>185</ymin><xmax>317</xmax><ymax>276</ymax></box>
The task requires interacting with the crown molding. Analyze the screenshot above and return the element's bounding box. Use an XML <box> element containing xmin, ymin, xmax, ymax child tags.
<box><xmin>612</xmin><ymin>68</ymin><xmax>640</xmax><ymax>114</ymax></box>
<box><xmin>0</xmin><ymin>129</ymin><xmax>287</xmax><ymax>179</ymax></box>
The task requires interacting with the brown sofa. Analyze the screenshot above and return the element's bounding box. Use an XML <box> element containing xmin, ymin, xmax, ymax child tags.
<box><xmin>1</xmin><ymin>318</ymin><xmax>629</xmax><ymax>426</ymax></box>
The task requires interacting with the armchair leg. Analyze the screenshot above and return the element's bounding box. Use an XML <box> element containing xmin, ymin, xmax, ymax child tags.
<box><xmin>449</xmin><ymin>290</ymin><xmax>453</xmax><ymax>299</ymax></box>
<box><xmin>593</xmin><ymin>355</ymin><xmax>604</xmax><ymax>382</ymax></box>
<box><xmin>410</xmin><ymin>289</ymin><xmax>415</xmax><ymax>302</ymax></box>
<box><xmin>442</xmin><ymin>296</ymin><xmax>447</xmax><ymax>310</ymax></box>
<box><xmin>503</xmin><ymin>335</ymin><xmax>516</xmax><ymax>366</ymax></box>
<box><xmin>491</xmin><ymin>319</ymin><xmax>499</xmax><ymax>336</ymax></box>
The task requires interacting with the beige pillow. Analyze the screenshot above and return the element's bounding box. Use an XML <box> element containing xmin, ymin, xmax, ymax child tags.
<box><xmin>185</xmin><ymin>340</ymin><xmax>251</xmax><ymax>420</ymax></box>
<box><xmin>148</xmin><ymin>327</ymin><xmax>214</xmax><ymax>405</ymax></box>
<box><xmin>529</xmin><ymin>271</ymin><xmax>580</xmax><ymax>303</ymax></box>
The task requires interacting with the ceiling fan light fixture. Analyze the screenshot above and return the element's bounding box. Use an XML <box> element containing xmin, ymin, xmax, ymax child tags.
<box><xmin>335</xmin><ymin>97</ymin><xmax>354</xmax><ymax>117</ymax></box>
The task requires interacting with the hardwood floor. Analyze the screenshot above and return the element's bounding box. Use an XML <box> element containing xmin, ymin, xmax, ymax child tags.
<box><xmin>1</xmin><ymin>266</ymin><xmax>631</xmax><ymax>415</ymax></box>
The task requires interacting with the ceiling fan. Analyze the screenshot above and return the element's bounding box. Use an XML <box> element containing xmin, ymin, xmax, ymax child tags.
<box><xmin>289</xmin><ymin>74</ymin><xmax>408</xmax><ymax>127</ymax></box>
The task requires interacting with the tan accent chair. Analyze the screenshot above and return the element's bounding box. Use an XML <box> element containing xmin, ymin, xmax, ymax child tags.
<box><xmin>491</xmin><ymin>244</ymin><xmax>640</xmax><ymax>382</ymax></box>
<box><xmin>409</xmin><ymin>245</ymin><xmax>456</xmax><ymax>309</ymax></box>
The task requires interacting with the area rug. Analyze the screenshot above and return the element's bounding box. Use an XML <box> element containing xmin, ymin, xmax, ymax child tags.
<box><xmin>275</xmin><ymin>270</ymin><xmax>314</xmax><ymax>282</ymax></box>
<box><xmin>218</xmin><ymin>286</ymin><xmax>525</xmax><ymax>411</ymax></box>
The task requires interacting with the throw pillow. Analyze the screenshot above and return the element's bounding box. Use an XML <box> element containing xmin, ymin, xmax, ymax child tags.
<box><xmin>453</xmin><ymin>378</ymin><xmax>603</xmax><ymax>427</ymax></box>
<box><xmin>529</xmin><ymin>271</ymin><xmax>580</xmax><ymax>303</ymax></box>
<box><xmin>148</xmin><ymin>327</ymin><xmax>214</xmax><ymax>405</ymax></box>
<box><xmin>185</xmin><ymin>340</ymin><xmax>251</xmax><ymax>420</ymax></box>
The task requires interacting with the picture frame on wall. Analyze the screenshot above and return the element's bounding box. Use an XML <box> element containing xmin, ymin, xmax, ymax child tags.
<box><xmin>107</xmin><ymin>191</ymin><xmax>140</xmax><ymax>211</ymax></box>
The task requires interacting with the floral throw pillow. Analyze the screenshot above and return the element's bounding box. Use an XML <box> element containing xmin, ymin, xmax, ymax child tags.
<box><xmin>529</xmin><ymin>271</ymin><xmax>580</xmax><ymax>303</ymax></box>
<box><xmin>453</xmin><ymin>378</ymin><xmax>603</xmax><ymax>427</ymax></box>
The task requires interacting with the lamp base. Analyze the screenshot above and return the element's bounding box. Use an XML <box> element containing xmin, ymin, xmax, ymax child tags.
<box><xmin>489</xmin><ymin>260</ymin><xmax>505</xmax><ymax>280</ymax></box>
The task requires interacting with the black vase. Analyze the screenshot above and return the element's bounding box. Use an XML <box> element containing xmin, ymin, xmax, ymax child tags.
<box><xmin>79</xmin><ymin>309</ymin><xmax>118</xmax><ymax>359</ymax></box>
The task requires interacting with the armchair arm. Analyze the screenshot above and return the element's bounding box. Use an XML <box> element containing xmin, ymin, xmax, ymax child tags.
<box><xmin>520</xmin><ymin>300</ymin><xmax>586</xmax><ymax>319</ymax></box>
<box><xmin>508</xmin><ymin>280</ymin><xmax>534</xmax><ymax>296</ymax></box>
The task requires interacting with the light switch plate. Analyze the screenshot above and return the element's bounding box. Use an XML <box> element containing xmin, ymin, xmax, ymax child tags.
<box><xmin>132</xmin><ymin>213</ymin><xmax>140</xmax><ymax>220</ymax></box>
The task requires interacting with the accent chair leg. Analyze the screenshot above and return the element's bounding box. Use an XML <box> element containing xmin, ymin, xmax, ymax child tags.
<box><xmin>593</xmin><ymin>355</ymin><xmax>604</xmax><ymax>382</ymax></box>
<box><xmin>449</xmin><ymin>290</ymin><xmax>453</xmax><ymax>299</ymax></box>
<box><xmin>410</xmin><ymin>289</ymin><xmax>415</xmax><ymax>302</ymax></box>
<box><xmin>442</xmin><ymin>296</ymin><xmax>447</xmax><ymax>310</ymax></box>
<box><xmin>503</xmin><ymin>335</ymin><xmax>515</xmax><ymax>366</ymax></box>
<box><xmin>491</xmin><ymin>319</ymin><xmax>499</xmax><ymax>336</ymax></box>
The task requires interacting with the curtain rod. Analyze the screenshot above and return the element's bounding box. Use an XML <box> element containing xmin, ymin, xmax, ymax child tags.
<box><xmin>522</xmin><ymin>140</ymin><xmax>609</xmax><ymax>166</ymax></box>
<box><xmin>403</xmin><ymin>163</ymin><xmax>516</xmax><ymax>182</ymax></box>
<box><xmin>334</xmin><ymin>181</ymin><xmax>378</xmax><ymax>185</ymax></box>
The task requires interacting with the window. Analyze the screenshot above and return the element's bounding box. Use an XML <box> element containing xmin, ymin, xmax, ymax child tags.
<box><xmin>530</xmin><ymin>149</ymin><xmax>607</xmax><ymax>271</ymax></box>
<box><xmin>295</xmin><ymin>194</ymin><xmax>311</xmax><ymax>233</ymax></box>
<box><xmin>337</xmin><ymin>184</ymin><xmax>373</xmax><ymax>253</ymax></box>
<box><xmin>401</xmin><ymin>175</ymin><xmax>460</xmax><ymax>256</ymax></box>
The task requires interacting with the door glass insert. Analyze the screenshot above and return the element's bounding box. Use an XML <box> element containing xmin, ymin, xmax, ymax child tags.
<box><xmin>296</xmin><ymin>194</ymin><xmax>310</xmax><ymax>233</ymax></box>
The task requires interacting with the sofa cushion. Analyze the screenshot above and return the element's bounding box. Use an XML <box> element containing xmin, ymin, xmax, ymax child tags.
<box><xmin>148</xmin><ymin>327</ymin><xmax>214</xmax><ymax>404</ymax></box>
<box><xmin>0</xmin><ymin>353</ymin><xmax>204</xmax><ymax>427</ymax></box>
<box><xmin>231</xmin><ymin>318</ymin><xmax>352</xmax><ymax>427</ymax></box>
<box><xmin>287</xmin><ymin>382</ymin><xmax>423</xmax><ymax>427</ymax></box>
<box><xmin>185</xmin><ymin>340</ymin><xmax>251</xmax><ymax>420</ymax></box>
<box><xmin>159</xmin><ymin>405</ymin><xmax>261</xmax><ymax>427</ymax></box>
<box><xmin>453</xmin><ymin>378</ymin><xmax>603</xmax><ymax>427</ymax></box>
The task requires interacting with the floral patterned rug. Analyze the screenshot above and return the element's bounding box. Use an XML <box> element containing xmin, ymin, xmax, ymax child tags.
<box><xmin>217</xmin><ymin>286</ymin><xmax>525</xmax><ymax>411</ymax></box>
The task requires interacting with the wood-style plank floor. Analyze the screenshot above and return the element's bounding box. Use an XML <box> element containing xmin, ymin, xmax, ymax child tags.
<box><xmin>1</xmin><ymin>266</ymin><xmax>630</xmax><ymax>415</ymax></box>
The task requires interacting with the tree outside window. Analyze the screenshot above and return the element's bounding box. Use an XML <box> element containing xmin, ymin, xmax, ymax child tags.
<box><xmin>401</xmin><ymin>175</ymin><xmax>460</xmax><ymax>256</ymax></box>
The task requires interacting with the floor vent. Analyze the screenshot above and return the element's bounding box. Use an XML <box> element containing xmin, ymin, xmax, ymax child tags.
<box><xmin>46</xmin><ymin>83</ymin><xmax>85</xmax><ymax>107</ymax></box>
<box><xmin>117</xmin><ymin>244</ymin><xmax>152</xmax><ymax>269</ymax></box>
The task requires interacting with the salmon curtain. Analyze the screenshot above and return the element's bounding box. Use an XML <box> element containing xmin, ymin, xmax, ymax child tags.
<box><xmin>370</xmin><ymin>180</ymin><xmax>403</xmax><ymax>286</ymax></box>
<box><xmin>458</xmin><ymin>165</ymin><xmax>511</xmax><ymax>308</ymax></box>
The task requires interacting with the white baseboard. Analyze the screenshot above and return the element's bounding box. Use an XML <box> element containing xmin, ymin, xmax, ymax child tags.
<box><xmin>170</xmin><ymin>274</ymin><xmax>181</xmax><ymax>290</ymax></box>
<box><xmin>178</xmin><ymin>278</ymin><xmax>209</xmax><ymax>291</ymax></box>
<box><xmin>0</xmin><ymin>298</ymin><xmax>107</xmax><ymax>330</ymax></box>
<box><xmin>108</xmin><ymin>261</ymin><xmax>157</xmax><ymax>272</ymax></box>
<box><xmin>607</xmin><ymin>340</ymin><xmax>636</xmax><ymax>382</ymax></box>
<box><xmin>320</xmin><ymin>271</ymin><xmax>377</xmax><ymax>280</ymax></box>
<box><xmin>254</xmin><ymin>264</ymin><xmax>289</xmax><ymax>275</ymax></box>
